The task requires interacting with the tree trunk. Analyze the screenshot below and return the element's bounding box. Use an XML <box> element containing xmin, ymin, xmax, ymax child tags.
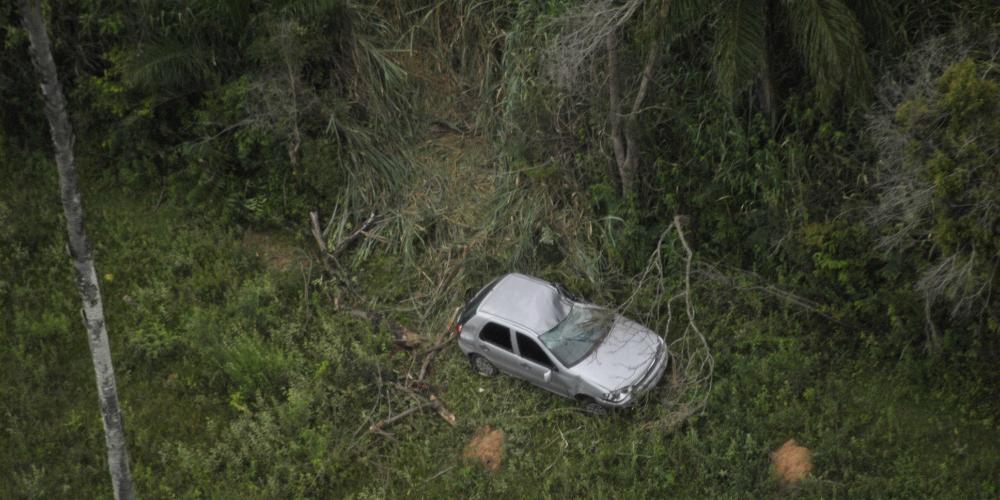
<box><xmin>19</xmin><ymin>2</ymin><xmax>136</xmax><ymax>499</ymax></box>
<box><xmin>758</xmin><ymin>0</ymin><xmax>776</xmax><ymax>121</ymax></box>
<box><xmin>605</xmin><ymin>0</ymin><xmax>671</xmax><ymax>198</ymax></box>
<box><xmin>605</xmin><ymin>31</ymin><xmax>630</xmax><ymax>194</ymax></box>
<box><xmin>759</xmin><ymin>61</ymin><xmax>775</xmax><ymax>121</ymax></box>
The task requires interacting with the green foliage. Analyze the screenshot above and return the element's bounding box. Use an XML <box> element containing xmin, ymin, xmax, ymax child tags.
<box><xmin>919</xmin><ymin>59</ymin><xmax>1000</xmax><ymax>255</ymax></box>
<box><xmin>713</xmin><ymin>0</ymin><xmax>768</xmax><ymax>102</ymax></box>
<box><xmin>874</xmin><ymin>53</ymin><xmax>1000</xmax><ymax>337</ymax></box>
<box><xmin>713</xmin><ymin>0</ymin><xmax>873</xmax><ymax>110</ymax></box>
<box><xmin>4</xmin><ymin>1</ymin><xmax>1000</xmax><ymax>497</ymax></box>
<box><xmin>783</xmin><ymin>0</ymin><xmax>873</xmax><ymax>107</ymax></box>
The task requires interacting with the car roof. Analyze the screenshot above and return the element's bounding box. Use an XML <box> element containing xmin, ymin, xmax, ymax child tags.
<box><xmin>477</xmin><ymin>273</ymin><xmax>568</xmax><ymax>335</ymax></box>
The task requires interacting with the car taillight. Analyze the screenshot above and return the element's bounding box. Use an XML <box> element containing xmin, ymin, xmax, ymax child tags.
<box><xmin>456</xmin><ymin>323</ymin><xmax>463</xmax><ymax>334</ymax></box>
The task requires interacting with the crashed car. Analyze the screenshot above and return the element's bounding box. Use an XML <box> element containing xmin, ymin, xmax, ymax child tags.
<box><xmin>457</xmin><ymin>273</ymin><xmax>668</xmax><ymax>414</ymax></box>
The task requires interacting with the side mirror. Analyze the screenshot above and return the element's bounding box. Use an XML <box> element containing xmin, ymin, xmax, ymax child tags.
<box><xmin>542</xmin><ymin>369</ymin><xmax>552</xmax><ymax>383</ymax></box>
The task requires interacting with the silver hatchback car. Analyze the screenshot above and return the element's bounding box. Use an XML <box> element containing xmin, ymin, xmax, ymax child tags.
<box><xmin>457</xmin><ymin>273</ymin><xmax>668</xmax><ymax>413</ymax></box>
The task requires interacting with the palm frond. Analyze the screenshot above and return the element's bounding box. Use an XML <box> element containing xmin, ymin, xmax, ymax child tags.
<box><xmin>844</xmin><ymin>0</ymin><xmax>894</xmax><ymax>44</ymax></box>
<box><xmin>713</xmin><ymin>0</ymin><xmax>768</xmax><ymax>102</ymax></box>
<box><xmin>126</xmin><ymin>36</ymin><xmax>216</xmax><ymax>91</ymax></box>
<box><xmin>666</xmin><ymin>0</ymin><xmax>712</xmax><ymax>37</ymax></box>
<box><xmin>278</xmin><ymin>0</ymin><xmax>344</xmax><ymax>18</ymax></box>
<box><xmin>783</xmin><ymin>0</ymin><xmax>872</xmax><ymax>107</ymax></box>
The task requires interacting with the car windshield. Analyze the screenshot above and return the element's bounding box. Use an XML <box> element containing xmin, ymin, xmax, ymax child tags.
<box><xmin>539</xmin><ymin>304</ymin><xmax>615</xmax><ymax>367</ymax></box>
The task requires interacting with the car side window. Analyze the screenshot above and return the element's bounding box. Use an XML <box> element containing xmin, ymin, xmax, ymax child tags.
<box><xmin>516</xmin><ymin>332</ymin><xmax>554</xmax><ymax>369</ymax></box>
<box><xmin>480</xmin><ymin>322</ymin><xmax>512</xmax><ymax>351</ymax></box>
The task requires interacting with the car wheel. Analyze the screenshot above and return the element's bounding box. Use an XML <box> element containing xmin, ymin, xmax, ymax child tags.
<box><xmin>470</xmin><ymin>354</ymin><xmax>498</xmax><ymax>377</ymax></box>
<box><xmin>580</xmin><ymin>398</ymin><xmax>609</xmax><ymax>416</ymax></box>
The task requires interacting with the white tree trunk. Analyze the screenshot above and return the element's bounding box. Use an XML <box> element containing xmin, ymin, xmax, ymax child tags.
<box><xmin>19</xmin><ymin>2</ymin><xmax>135</xmax><ymax>499</ymax></box>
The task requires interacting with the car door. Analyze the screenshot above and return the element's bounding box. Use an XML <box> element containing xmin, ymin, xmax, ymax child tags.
<box><xmin>476</xmin><ymin>322</ymin><xmax>521</xmax><ymax>374</ymax></box>
<box><xmin>514</xmin><ymin>332</ymin><xmax>574</xmax><ymax>396</ymax></box>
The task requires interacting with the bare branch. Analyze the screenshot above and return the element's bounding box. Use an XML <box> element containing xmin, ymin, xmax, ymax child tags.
<box><xmin>544</xmin><ymin>0</ymin><xmax>645</xmax><ymax>87</ymax></box>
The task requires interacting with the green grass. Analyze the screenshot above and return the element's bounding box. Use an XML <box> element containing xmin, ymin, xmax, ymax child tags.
<box><xmin>2</xmin><ymin>148</ymin><xmax>999</xmax><ymax>498</ymax></box>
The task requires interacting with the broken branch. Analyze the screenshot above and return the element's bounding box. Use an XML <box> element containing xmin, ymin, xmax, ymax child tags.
<box><xmin>309</xmin><ymin>211</ymin><xmax>328</xmax><ymax>253</ymax></box>
<box><xmin>331</xmin><ymin>212</ymin><xmax>378</xmax><ymax>257</ymax></box>
<box><xmin>369</xmin><ymin>402</ymin><xmax>435</xmax><ymax>432</ymax></box>
<box><xmin>308</xmin><ymin>211</ymin><xmax>379</xmax><ymax>264</ymax></box>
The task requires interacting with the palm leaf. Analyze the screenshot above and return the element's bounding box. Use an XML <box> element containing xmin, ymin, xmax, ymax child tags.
<box><xmin>844</xmin><ymin>0</ymin><xmax>894</xmax><ymax>45</ymax></box>
<box><xmin>278</xmin><ymin>0</ymin><xmax>344</xmax><ymax>18</ymax></box>
<box><xmin>126</xmin><ymin>36</ymin><xmax>216</xmax><ymax>91</ymax></box>
<box><xmin>666</xmin><ymin>0</ymin><xmax>712</xmax><ymax>37</ymax></box>
<box><xmin>713</xmin><ymin>0</ymin><xmax>768</xmax><ymax>102</ymax></box>
<box><xmin>782</xmin><ymin>0</ymin><xmax>872</xmax><ymax>108</ymax></box>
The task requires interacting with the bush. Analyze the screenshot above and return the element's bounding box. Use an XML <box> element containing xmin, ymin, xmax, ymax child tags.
<box><xmin>871</xmin><ymin>39</ymin><xmax>1000</xmax><ymax>351</ymax></box>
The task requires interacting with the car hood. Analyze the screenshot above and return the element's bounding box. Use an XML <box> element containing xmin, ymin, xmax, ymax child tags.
<box><xmin>571</xmin><ymin>315</ymin><xmax>661</xmax><ymax>391</ymax></box>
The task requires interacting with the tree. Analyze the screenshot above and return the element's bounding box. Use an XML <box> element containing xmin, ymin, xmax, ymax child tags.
<box><xmin>547</xmin><ymin>0</ymin><xmax>702</xmax><ymax>197</ymax></box>
<box><xmin>19</xmin><ymin>1</ymin><xmax>135</xmax><ymax>498</ymax></box>
<box><xmin>869</xmin><ymin>36</ymin><xmax>1000</xmax><ymax>352</ymax></box>
<box><xmin>605</xmin><ymin>0</ymin><xmax>670</xmax><ymax>197</ymax></box>
<box><xmin>713</xmin><ymin>0</ymin><xmax>881</xmax><ymax>116</ymax></box>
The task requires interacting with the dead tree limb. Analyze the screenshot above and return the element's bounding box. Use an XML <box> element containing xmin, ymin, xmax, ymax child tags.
<box><xmin>605</xmin><ymin>0</ymin><xmax>671</xmax><ymax>196</ymax></box>
<box><xmin>310</xmin><ymin>211</ymin><xmax>378</xmax><ymax>263</ymax></box>
<box><xmin>417</xmin><ymin>306</ymin><xmax>461</xmax><ymax>382</ymax></box>
<box><xmin>606</xmin><ymin>31</ymin><xmax>627</xmax><ymax>185</ymax></box>
<box><xmin>429</xmin><ymin>394</ymin><xmax>457</xmax><ymax>427</ymax></box>
<box><xmin>309</xmin><ymin>211</ymin><xmax>329</xmax><ymax>253</ymax></box>
<box><xmin>373</xmin><ymin>381</ymin><xmax>458</xmax><ymax>432</ymax></box>
<box><xmin>332</xmin><ymin>212</ymin><xmax>378</xmax><ymax>256</ymax></box>
<box><xmin>621</xmin><ymin>214</ymin><xmax>713</xmax><ymax>431</ymax></box>
<box><xmin>673</xmin><ymin>215</ymin><xmax>713</xmax><ymax>391</ymax></box>
<box><xmin>369</xmin><ymin>402</ymin><xmax>435</xmax><ymax>432</ymax></box>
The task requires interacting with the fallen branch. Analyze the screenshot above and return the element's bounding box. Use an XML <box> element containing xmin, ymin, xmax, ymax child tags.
<box><xmin>369</xmin><ymin>402</ymin><xmax>435</xmax><ymax>432</ymax></box>
<box><xmin>622</xmin><ymin>215</ymin><xmax>713</xmax><ymax>431</ymax></box>
<box><xmin>309</xmin><ymin>211</ymin><xmax>329</xmax><ymax>253</ymax></box>
<box><xmin>417</xmin><ymin>306</ymin><xmax>461</xmax><ymax>382</ymax></box>
<box><xmin>369</xmin><ymin>301</ymin><xmax>461</xmax><ymax>434</ymax></box>
<box><xmin>331</xmin><ymin>212</ymin><xmax>378</xmax><ymax>257</ymax></box>
<box><xmin>673</xmin><ymin>215</ymin><xmax>714</xmax><ymax>400</ymax></box>
<box><xmin>369</xmin><ymin>381</ymin><xmax>458</xmax><ymax>433</ymax></box>
<box><xmin>308</xmin><ymin>211</ymin><xmax>379</xmax><ymax>263</ymax></box>
<box><xmin>697</xmin><ymin>262</ymin><xmax>863</xmax><ymax>331</ymax></box>
<box><xmin>429</xmin><ymin>394</ymin><xmax>457</xmax><ymax>427</ymax></box>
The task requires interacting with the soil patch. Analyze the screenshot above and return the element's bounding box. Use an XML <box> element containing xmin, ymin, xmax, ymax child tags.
<box><xmin>463</xmin><ymin>426</ymin><xmax>503</xmax><ymax>472</ymax></box>
<box><xmin>771</xmin><ymin>439</ymin><xmax>812</xmax><ymax>485</ymax></box>
<box><xmin>242</xmin><ymin>231</ymin><xmax>307</xmax><ymax>272</ymax></box>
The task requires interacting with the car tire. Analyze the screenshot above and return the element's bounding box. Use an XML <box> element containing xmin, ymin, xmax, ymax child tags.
<box><xmin>470</xmin><ymin>354</ymin><xmax>498</xmax><ymax>377</ymax></box>
<box><xmin>579</xmin><ymin>397</ymin><xmax>609</xmax><ymax>416</ymax></box>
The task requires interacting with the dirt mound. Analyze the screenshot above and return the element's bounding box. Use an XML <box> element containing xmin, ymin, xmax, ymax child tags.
<box><xmin>771</xmin><ymin>439</ymin><xmax>812</xmax><ymax>485</ymax></box>
<box><xmin>463</xmin><ymin>426</ymin><xmax>503</xmax><ymax>472</ymax></box>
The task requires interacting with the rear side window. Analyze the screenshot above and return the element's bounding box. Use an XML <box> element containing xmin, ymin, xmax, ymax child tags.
<box><xmin>480</xmin><ymin>322</ymin><xmax>512</xmax><ymax>351</ymax></box>
<box><xmin>516</xmin><ymin>332</ymin><xmax>554</xmax><ymax>368</ymax></box>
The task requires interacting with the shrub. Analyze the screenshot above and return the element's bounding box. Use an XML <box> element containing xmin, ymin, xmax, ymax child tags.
<box><xmin>870</xmin><ymin>37</ymin><xmax>1000</xmax><ymax>348</ymax></box>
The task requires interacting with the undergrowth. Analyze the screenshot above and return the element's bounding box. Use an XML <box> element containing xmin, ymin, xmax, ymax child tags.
<box><xmin>4</xmin><ymin>2</ymin><xmax>1000</xmax><ymax>496</ymax></box>
<box><xmin>3</xmin><ymin>126</ymin><xmax>999</xmax><ymax>497</ymax></box>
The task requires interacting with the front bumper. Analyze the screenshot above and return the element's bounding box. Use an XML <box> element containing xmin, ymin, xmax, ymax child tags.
<box><xmin>601</xmin><ymin>344</ymin><xmax>669</xmax><ymax>408</ymax></box>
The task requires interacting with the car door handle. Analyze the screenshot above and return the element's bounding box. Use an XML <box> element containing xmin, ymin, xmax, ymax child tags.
<box><xmin>481</xmin><ymin>345</ymin><xmax>491</xmax><ymax>352</ymax></box>
<box><xmin>519</xmin><ymin>363</ymin><xmax>529</xmax><ymax>368</ymax></box>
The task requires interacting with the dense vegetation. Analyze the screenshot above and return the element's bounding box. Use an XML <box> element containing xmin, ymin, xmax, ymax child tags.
<box><xmin>2</xmin><ymin>0</ymin><xmax>999</xmax><ymax>497</ymax></box>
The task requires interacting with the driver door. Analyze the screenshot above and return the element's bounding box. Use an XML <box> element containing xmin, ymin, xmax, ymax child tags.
<box><xmin>515</xmin><ymin>332</ymin><xmax>574</xmax><ymax>397</ymax></box>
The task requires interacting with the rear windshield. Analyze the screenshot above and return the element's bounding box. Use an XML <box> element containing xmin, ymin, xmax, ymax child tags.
<box><xmin>459</xmin><ymin>277</ymin><xmax>501</xmax><ymax>325</ymax></box>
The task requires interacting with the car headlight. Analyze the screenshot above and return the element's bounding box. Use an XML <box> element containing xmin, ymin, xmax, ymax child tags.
<box><xmin>603</xmin><ymin>387</ymin><xmax>632</xmax><ymax>403</ymax></box>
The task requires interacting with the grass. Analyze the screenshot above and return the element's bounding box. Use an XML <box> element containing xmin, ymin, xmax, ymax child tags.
<box><xmin>2</xmin><ymin>128</ymin><xmax>999</xmax><ymax>498</ymax></box>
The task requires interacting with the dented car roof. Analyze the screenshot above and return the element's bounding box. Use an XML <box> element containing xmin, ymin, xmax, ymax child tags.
<box><xmin>477</xmin><ymin>273</ymin><xmax>570</xmax><ymax>334</ymax></box>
